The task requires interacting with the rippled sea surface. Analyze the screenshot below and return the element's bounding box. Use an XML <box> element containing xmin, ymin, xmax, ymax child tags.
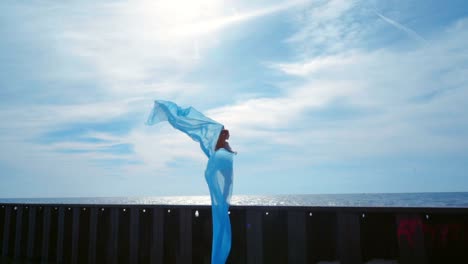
<box><xmin>1</xmin><ymin>192</ymin><xmax>468</xmax><ymax>207</ymax></box>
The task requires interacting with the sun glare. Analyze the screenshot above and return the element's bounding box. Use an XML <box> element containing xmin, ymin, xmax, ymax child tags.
<box><xmin>140</xmin><ymin>0</ymin><xmax>223</xmax><ymax>28</ymax></box>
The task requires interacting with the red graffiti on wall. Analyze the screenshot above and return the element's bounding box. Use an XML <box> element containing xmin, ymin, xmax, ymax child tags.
<box><xmin>397</xmin><ymin>218</ymin><xmax>423</xmax><ymax>248</ymax></box>
<box><xmin>398</xmin><ymin>218</ymin><xmax>466</xmax><ymax>249</ymax></box>
<box><xmin>425</xmin><ymin>223</ymin><xmax>463</xmax><ymax>246</ymax></box>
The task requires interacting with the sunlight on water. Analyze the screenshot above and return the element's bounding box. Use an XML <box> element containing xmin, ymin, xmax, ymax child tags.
<box><xmin>1</xmin><ymin>192</ymin><xmax>468</xmax><ymax>207</ymax></box>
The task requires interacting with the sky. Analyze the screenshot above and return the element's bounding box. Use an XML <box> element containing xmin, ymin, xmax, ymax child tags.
<box><xmin>1</xmin><ymin>0</ymin><xmax>467</xmax><ymax>198</ymax></box>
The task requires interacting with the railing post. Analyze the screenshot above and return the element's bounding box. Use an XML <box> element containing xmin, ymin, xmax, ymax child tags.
<box><xmin>41</xmin><ymin>207</ymin><xmax>51</xmax><ymax>263</ymax></box>
<box><xmin>1</xmin><ymin>206</ymin><xmax>11</xmax><ymax>257</ymax></box>
<box><xmin>56</xmin><ymin>207</ymin><xmax>65</xmax><ymax>263</ymax></box>
<box><xmin>88</xmin><ymin>207</ymin><xmax>98</xmax><ymax>264</ymax></box>
<box><xmin>26</xmin><ymin>206</ymin><xmax>37</xmax><ymax>259</ymax></box>
<box><xmin>246</xmin><ymin>209</ymin><xmax>263</xmax><ymax>264</ymax></box>
<box><xmin>71</xmin><ymin>208</ymin><xmax>80</xmax><ymax>264</ymax></box>
<box><xmin>150</xmin><ymin>208</ymin><xmax>164</xmax><ymax>264</ymax></box>
<box><xmin>130</xmin><ymin>208</ymin><xmax>140</xmax><ymax>263</ymax></box>
<box><xmin>107</xmin><ymin>208</ymin><xmax>119</xmax><ymax>264</ymax></box>
<box><xmin>14</xmin><ymin>206</ymin><xmax>23</xmax><ymax>259</ymax></box>
<box><xmin>337</xmin><ymin>212</ymin><xmax>362</xmax><ymax>264</ymax></box>
<box><xmin>288</xmin><ymin>210</ymin><xmax>306</xmax><ymax>264</ymax></box>
<box><xmin>178</xmin><ymin>208</ymin><xmax>192</xmax><ymax>264</ymax></box>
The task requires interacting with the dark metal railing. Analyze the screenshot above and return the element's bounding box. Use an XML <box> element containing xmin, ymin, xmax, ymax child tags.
<box><xmin>1</xmin><ymin>203</ymin><xmax>467</xmax><ymax>264</ymax></box>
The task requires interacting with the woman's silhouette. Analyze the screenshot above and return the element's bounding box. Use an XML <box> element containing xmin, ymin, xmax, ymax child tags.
<box><xmin>147</xmin><ymin>100</ymin><xmax>235</xmax><ymax>264</ymax></box>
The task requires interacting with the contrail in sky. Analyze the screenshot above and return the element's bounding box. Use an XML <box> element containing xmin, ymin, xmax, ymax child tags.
<box><xmin>376</xmin><ymin>12</ymin><xmax>427</xmax><ymax>44</ymax></box>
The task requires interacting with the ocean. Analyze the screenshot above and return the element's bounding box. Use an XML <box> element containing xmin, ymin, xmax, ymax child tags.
<box><xmin>1</xmin><ymin>192</ymin><xmax>468</xmax><ymax>207</ymax></box>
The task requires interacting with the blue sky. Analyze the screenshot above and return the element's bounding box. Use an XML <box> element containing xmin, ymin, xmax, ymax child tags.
<box><xmin>1</xmin><ymin>0</ymin><xmax>467</xmax><ymax>197</ymax></box>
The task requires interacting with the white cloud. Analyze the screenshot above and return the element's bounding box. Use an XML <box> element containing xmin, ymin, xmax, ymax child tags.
<box><xmin>1</xmin><ymin>1</ymin><xmax>467</xmax><ymax>196</ymax></box>
<box><xmin>272</xmin><ymin>53</ymin><xmax>360</xmax><ymax>76</ymax></box>
<box><xmin>50</xmin><ymin>0</ymin><xmax>308</xmax><ymax>98</ymax></box>
<box><xmin>308</xmin><ymin>0</ymin><xmax>356</xmax><ymax>20</ymax></box>
<box><xmin>286</xmin><ymin>0</ymin><xmax>361</xmax><ymax>56</ymax></box>
<box><xmin>198</xmin><ymin>15</ymin><xmax>468</xmax><ymax>166</ymax></box>
<box><xmin>172</xmin><ymin>0</ymin><xmax>309</xmax><ymax>37</ymax></box>
<box><xmin>0</xmin><ymin>0</ymin><xmax>310</xmax><ymax>174</ymax></box>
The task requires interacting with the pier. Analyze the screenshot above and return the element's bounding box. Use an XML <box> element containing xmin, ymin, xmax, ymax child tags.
<box><xmin>1</xmin><ymin>203</ymin><xmax>467</xmax><ymax>263</ymax></box>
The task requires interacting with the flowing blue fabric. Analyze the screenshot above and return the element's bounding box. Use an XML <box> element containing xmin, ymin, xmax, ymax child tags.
<box><xmin>147</xmin><ymin>100</ymin><xmax>234</xmax><ymax>264</ymax></box>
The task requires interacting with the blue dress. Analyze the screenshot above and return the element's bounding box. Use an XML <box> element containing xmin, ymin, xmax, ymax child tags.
<box><xmin>147</xmin><ymin>100</ymin><xmax>234</xmax><ymax>264</ymax></box>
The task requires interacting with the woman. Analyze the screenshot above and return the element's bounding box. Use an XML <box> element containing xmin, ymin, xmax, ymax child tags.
<box><xmin>147</xmin><ymin>100</ymin><xmax>235</xmax><ymax>264</ymax></box>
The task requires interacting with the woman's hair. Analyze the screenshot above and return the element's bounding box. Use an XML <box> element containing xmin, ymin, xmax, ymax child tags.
<box><xmin>215</xmin><ymin>129</ymin><xmax>230</xmax><ymax>150</ymax></box>
<box><xmin>220</xmin><ymin>129</ymin><xmax>229</xmax><ymax>138</ymax></box>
